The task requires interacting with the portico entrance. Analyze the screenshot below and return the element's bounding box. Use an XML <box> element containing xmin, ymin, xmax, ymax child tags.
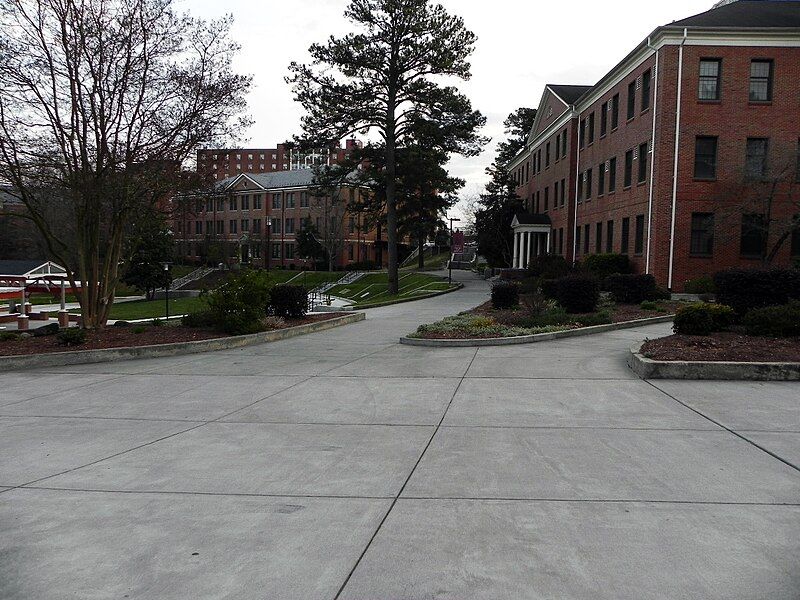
<box><xmin>511</xmin><ymin>213</ymin><xmax>552</xmax><ymax>269</ymax></box>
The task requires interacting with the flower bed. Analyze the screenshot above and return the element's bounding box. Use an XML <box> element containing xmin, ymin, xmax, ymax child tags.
<box><xmin>409</xmin><ymin>299</ymin><xmax>680</xmax><ymax>340</ymax></box>
<box><xmin>0</xmin><ymin>314</ymin><xmax>343</xmax><ymax>357</ymax></box>
<box><xmin>641</xmin><ymin>333</ymin><xmax>800</xmax><ymax>363</ymax></box>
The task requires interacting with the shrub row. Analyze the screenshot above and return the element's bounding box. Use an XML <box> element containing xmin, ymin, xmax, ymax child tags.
<box><xmin>184</xmin><ymin>270</ymin><xmax>308</xmax><ymax>335</ymax></box>
<box><xmin>743</xmin><ymin>301</ymin><xmax>800</xmax><ymax>338</ymax></box>
<box><xmin>714</xmin><ymin>268</ymin><xmax>800</xmax><ymax>316</ymax></box>
<box><xmin>673</xmin><ymin>303</ymin><xmax>736</xmax><ymax>336</ymax></box>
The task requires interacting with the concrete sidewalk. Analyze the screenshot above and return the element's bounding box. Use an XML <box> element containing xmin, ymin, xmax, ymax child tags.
<box><xmin>0</xmin><ymin>270</ymin><xmax>798</xmax><ymax>599</ymax></box>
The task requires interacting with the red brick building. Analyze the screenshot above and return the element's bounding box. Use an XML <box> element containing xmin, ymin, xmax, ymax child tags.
<box><xmin>197</xmin><ymin>138</ymin><xmax>363</xmax><ymax>180</ymax></box>
<box><xmin>172</xmin><ymin>169</ymin><xmax>391</xmax><ymax>270</ymax></box>
<box><xmin>508</xmin><ymin>1</ymin><xmax>800</xmax><ymax>290</ymax></box>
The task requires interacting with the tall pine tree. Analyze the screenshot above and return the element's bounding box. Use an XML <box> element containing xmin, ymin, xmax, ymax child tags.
<box><xmin>287</xmin><ymin>0</ymin><xmax>483</xmax><ymax>294</ymax></box>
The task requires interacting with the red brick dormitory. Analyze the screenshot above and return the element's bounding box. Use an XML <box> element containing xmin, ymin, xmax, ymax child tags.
<box><xmin>508</xmin><ymin>0</ymin><xmax>800</xmax><ymax>290</ymax></box>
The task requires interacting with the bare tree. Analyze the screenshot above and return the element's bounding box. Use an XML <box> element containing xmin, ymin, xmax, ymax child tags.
<box><xmin>309</xmin><ymin>168</ymin><xmax>349</xmax><ymax>272</ymax></box>
<box><xmin>714</xmin><ymin>151</ymin><xmax>800</xmax><ymax>265</ymax></box>
<box><xmin>0</xmin><ymin>0</ymin><xmax>251</xmax><ymax>327</ymax></box>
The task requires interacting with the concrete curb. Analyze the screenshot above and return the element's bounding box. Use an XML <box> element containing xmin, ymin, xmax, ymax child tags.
<box><xmin>627</xmin><ymin>342</ymin><xmax>800</xmax><ymax>381</ymax></box>
<box><xmin>0</xmin><ymin>313</ymin><xmax>365</xmax><ymax>372</ymax></box>
<box><xmin>399</xmin><ymin>314</ymin><xmax>674</xmax><ymax>347</ymax></box>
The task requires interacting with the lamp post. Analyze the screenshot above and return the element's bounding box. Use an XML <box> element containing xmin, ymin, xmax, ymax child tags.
<box><xmin>162</xmin><ymin>262</ymin><xmax>172</xmax><ymax>320</ymax></box>
<box><xmin>448</xmin><ymin>217</ymin><xmax>461</xmax><ymax>285</ymax></box>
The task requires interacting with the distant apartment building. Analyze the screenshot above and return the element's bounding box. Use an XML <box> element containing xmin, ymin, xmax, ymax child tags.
<box><xmin>507</xmin><ymin>0</ymin><xmax>800</xmax><ymax>291</ymax></box>
<box><xmin>197</xmin><ymin>138</ymin><xmax>363</xmax><ymax>180</ymax></box>
<box><xmin>172</xmin><ymin>169</ymin><xmax>390</xmax><ymax>270</ymax></box>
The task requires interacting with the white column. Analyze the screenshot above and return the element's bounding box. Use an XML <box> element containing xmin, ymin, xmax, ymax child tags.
<box><xmin>546</xmin><ymin>231</ymin><xmax>551</xmax><ymax>255</ymax></box>
<box><xmin>512</xmin><ymin>230</ymin><xmax>520</xmax><ymax>269</ymax></box>
<box><xmin>525</xmin><ymin>232</ymin><xmax>532</xmax><ymax>267</ymax></box>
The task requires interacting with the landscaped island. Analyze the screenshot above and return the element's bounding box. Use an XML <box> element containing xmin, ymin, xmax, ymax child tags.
<box><xmin>638</xmin><ymin>267</ymin><xmax>800</xmax><ymax>363</ymax></box>
<box><xmin>410</xmin><ymin>254</ymin><xmax>679</xmax><ymax>341</ymax></box>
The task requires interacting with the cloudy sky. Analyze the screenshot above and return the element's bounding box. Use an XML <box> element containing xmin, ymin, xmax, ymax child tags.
<box><xmin>185</xmin><ymin>0</ymin><xmax>715</xmax><ymax>204</ymax></box>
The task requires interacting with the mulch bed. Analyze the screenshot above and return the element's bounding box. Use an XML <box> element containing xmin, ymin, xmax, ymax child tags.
<box><xmin>0</xmin><ymin>313</ymin><xmax>345</xmax><ymax>357</ymax></box>
<box><xmin>641</xmin><ymin>332</ymin><xmax>800</xmax><ymax>363</ymax></box>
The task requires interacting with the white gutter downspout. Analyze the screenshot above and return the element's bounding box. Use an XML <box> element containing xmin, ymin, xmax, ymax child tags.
<box><xmin>667</xmin><ymin>28</ymin><xmax>688</xmax><ymax>290</ymax></box>
<box><xmin>645</xmin><ymin>37</ymin><xmax>660</xmax><ymax>274</ymax></box>
<box><xmin>572</xmin><ymin>107</ymin><xmax>582</xmax><ymax>263</ymax></box>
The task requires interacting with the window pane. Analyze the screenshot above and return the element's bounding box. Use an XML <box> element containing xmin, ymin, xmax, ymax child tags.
<box><xmin>690</xmin><ymin>213</ymin><xmax>714</xmax><ymax>255</ymax></box>
<box><xmin>694</xmin><ymin>137</ymin><xmax>717</xmax><ymax>179</ymax></box>
<box><xmin>745</xmin><ymin>138</ymin><xmax>768</xmax><ymax>178</ymax></box>
<box><xmin>740</xmin><ymin>214</ymin><xmax>767</xmax><ymax>257</ymax></box>
<box><xmin>700</xmin><ymin>61</ymin><xmax>719</xmax><ymax>77</ymax></box>
<box><xmin>749</xmin><ymin>60</ymin><xmax>772</xmax><ymax>101</ymax></box>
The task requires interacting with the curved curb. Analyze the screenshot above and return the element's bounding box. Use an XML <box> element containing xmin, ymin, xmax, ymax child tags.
<box><xmin>0</xmin><ymin>313</ymin><xmax>365</xmax><ymax>372</ymax></box>
<box><xmin>627</xmin><ymin>341</ymin><xmax>800</xmax><ymax>381</ymax></box>
<box><xmin>400</xmin><ymin>315</ymin><xmax>674</xmax><ymax>347</ymax></box>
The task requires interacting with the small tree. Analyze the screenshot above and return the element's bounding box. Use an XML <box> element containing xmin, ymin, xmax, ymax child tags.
<box><xmin>714</xmin><ymin>153</ymin><xmax>800</xmax><ymax>265</ymax></box>
<box><xmin>0</xmin><ymin>0</ymin><xmax>251</xmax><ymax>328</ymax></box>
<box><xmin>287</xmin><ymin>0</ymin><xmax>483</xmax><ymax>294</ymax></box>
<box><xmin>309</xmin><ymin>168</ymin><xmax>349</xmax><ymax>272</ymax></box>
<box><xmin>122</xmin><ymin>214</ymin><xmax>174</xmax><ymax>300</ymax></box>
<box><xmin>296</xmin><ymin>215</ymin><xmax>325</xmax><ymax>267</ymax></box>
<box><xmin>474</xmin><ymin>107</ymin><xmax>536</xmax><ymax>267</ymax></box>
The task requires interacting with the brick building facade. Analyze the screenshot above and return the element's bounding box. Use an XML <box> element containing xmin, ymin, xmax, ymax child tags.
<box><xmin>508</xmin><ymin>1</ymin><xmax>800</xmax><ymax>291</ymax></box>
<box><xmin>172</xmin><ymin>170</ymin><xmax>390</xmax><ymax>270</ymax></box>
<box><xmin>197</xmin><ymin>139</ymin><xmax>363</xmax><ymax>181</ymax></box>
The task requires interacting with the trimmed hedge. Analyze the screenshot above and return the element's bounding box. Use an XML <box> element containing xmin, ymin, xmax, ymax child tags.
<box><xmin>683</xmin><ymin>276</ymin><xmax>716</xmax><ymax>295</ymax></box>
<box><xmin>584</xmin><ymin>253</ymin><xmax>631</xmax><ymax>280</ymax></box>
<box><xmin>270</xmin><ymin>284</ymin><xmax>309</xmax><ymax>318</ymax></box>
<box><xmin>714</xmin><ymin>268</ymin><xmax>800</xmax><ymax>316</ymax></box>
<box><xmin>603</xmin><ymin>274</ymin><xmax>657</xmax><ymax>304</ymax></box>
<box><xmin>526</xmin><ymin>255</ymin><xmax>572</xmax><ymax>280</ymax></box>
<box><xmin>553</xmin><ymin>275</ymin><xmax>600</xmax><ymax>313</ymax></box>
<box><xmin>743</xmin><ymin>301</ymin><xmax>800</xmax><ymax>337</ymax></box>
<box><xmin>57</xmin><ymin>327</ymin><xmax>87</xmax><ymax>346</ymax></box>
<box><xmin>673</xmin><ymin>303</ymin><xmax>736</xmax><ymax>336</ymax></box>
<box><xmin>491</xmin><ymin>281</ymin><xmax>520</xmax><ymax>309</ymax></box>
<box><xmin>540</xmin><ymin>279</ymin><xmax>559</xmax><ymax>301</ymax></box>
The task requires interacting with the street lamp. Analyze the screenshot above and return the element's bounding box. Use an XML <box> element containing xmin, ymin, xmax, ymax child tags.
<box><xmin>162</xmin><ymin>262</ymin><xmax>172</xmax><ymax>320</ymax></box>
<box><xmin>448</xmin><ymin>217</ymin><xmax>461</xmax><ymax>285</ymax></box>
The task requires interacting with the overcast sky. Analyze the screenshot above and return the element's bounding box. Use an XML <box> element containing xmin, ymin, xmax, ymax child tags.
<box><xmin>184</xmin><ymin>0</ymin><xmax>714</xmax><ymax>206</ymax></box>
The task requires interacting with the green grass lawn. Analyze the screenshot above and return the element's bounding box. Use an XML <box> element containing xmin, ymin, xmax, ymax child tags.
<box><xmin>401</xmin><ymin>249</ymin><xmax>451</xmax><ymax>271</ymax></box>
<box><xmin>327</xmin><ymin>272</ymin><xmax>457</xmax><ymax>306</ymax></box>
<box><xmin>70</xmin><ymin>296</ymin><xmax>207</xmax><ymax>321</ymax></box>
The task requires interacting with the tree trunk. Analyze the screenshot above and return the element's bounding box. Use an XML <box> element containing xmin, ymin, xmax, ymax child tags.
<box><xmin>417</xmin><ymin>226</ymin><xmax>425</xmax><ymax>270</ymax></box>
<box><xmin>386</xmin><ymin>91</ymin><xmax>399</xmax><ymax>294</ymax></box>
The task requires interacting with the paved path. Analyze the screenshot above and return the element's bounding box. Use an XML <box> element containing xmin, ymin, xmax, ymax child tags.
<box><xmin>0</xmin><ymin>271</ymin><xmax>798</xmax><ymax>599</ymax></box>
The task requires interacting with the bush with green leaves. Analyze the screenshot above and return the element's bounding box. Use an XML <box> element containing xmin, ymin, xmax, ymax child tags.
<box><xmin>743</xmin><ymin>301</ymin><xmax>800</xmax><ymax>337</ymax></box>
<box><xmin>683</xmin><ymin>276</ymin><xmax>716</xmax><ymax>295</ymax></box>
<box><xmin>181</xmin><ymin>310</ymin><xmax>216</xmax><ymax>328</ymax></box>
<box><xmin>673</xmin><ymin>303</ymin><xmax>735</xmax><ymax>336</ymax></box>
<box><xmin>603</xmin><ymin>273</ymin><xmax>658</xmax><ymax>304</ymax></box>
<box><xmin>205</xmin><ymin>269</ymin><xmax>273</xmax><ymax>335</ymax></box>
<box><xmin>713</xmin><ymin>268</ymin><xmax>800</xmax><ymax>316</ymax></box>
<box><xmin>269</xmin><ymin>285</ymin><xmax>309</xmax><ymax>318</ymax></box>
<box><xmin>526</xmin><ymin>255</ymin><xmax>572</xmax><ymax>280</ymax></box>
<box><xmin>57</xmin><ymin>327</ymin><xmax>87</xmax><ymax>346</ymax></box>
<box><xmin>583</xmin><ymin>253</ymin><xmax>631</xmax><ymax>280</ymax></box>
<box><xmin>491</xmin><ymin>281</ymin><xmax>519</xmax><ymax>309</ymax></box>
<box><xmin>0</xmin><ymin>331</ymin><xmax>21</xmax><ymax>342</ymax></box>
<box><xmin>553</xmin><ymin>275</ymin><xmax>600</xmax><ymax>313</ymax></box>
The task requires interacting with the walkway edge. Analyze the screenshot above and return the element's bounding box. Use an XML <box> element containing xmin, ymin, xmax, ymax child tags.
<box><xmin>399</xmin><ymin>315</ymin><xmax>674</xmax><ymax>347</ymax></box>
<box><xmin>627</xmin><ymin>341</ymin><xmax>800</xmax><ymax>381</ymax></box>
<box><xmin>0</xmin><ymin>313</ymin><xmax>365</xmax><ymax>372</ymax></box>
